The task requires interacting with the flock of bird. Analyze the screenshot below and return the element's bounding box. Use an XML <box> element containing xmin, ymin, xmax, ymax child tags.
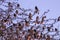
<box><xmin>0</xmin><ymin>0</ymin><xmax>60</xmax><ymax>40</ymax></box>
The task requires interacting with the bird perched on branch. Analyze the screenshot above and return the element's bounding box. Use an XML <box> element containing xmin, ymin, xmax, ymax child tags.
<box><xmin>8</xmin><ymin>2</ymin><xmax>12</xmax><ymax>7</ymax></box>
<box><xmin>40</xmin><ymin>16</ymin><xmax>46</xmax><ymax>24</ymax></box>
<box><xmin>16</xmin><ymin>3</ymin><xmax>20</xmax><ymax>9</ymax></box>
<box><xmin>29</xmin><ymin>13</ymin><xmax>32</xmax><ymax>20</ymax></box>
<box><xmin>8</xmin><ymin>2</ymin><xmax>13</xmax><ymax>12</ymax></box>
<box><xmin>17</xmin><ymin>4</ymin><xmax>20</xmax><ymax>8</ymax></box>
<box><xmin>15</xmin><ymin>10</ymin><xmax>18</xmax><ymax>14</ymax></box>
<box><xmin>25</xmin><ymin>20</ymin><xmax>30</xmax><ymax>26</ymax></box>
<box><xmin>46</xmin><ymin>35</ymin><xmax>50</xmax><ymax>40</ymax></box>
<box><xmin>34</xmin><ymin>6</ymin><xmax>39</xmax><ymax>14</ymax></box>
<box><xmin>35</xmin><ymin>16</ymin><xmax>40</xmax><ymax>24</ymax></box>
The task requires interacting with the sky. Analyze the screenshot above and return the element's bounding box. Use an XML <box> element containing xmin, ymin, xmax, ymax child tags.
<box><xmin>17</xmin><ymin>0</ymin><xmax>60</xmax><ymax>19</ymax></box>
<box><xmin>0</xmin><ymin>0</ymin><xmax>60</xmax><ymax>28</ymax></box>
<box><xmin>1</xmin><ymin>0</ymin><xmax>60</xmax><ymax>19</ymax></box>
<box><xmin>6</xmin><ymin>0</ymin><xmax>60</xmax><ymax>30</ymax></box>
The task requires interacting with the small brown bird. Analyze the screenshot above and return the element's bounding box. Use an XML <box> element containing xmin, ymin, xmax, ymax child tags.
<box><xmin>35</xmin><ymin>16</ymin><xmax>40</xmax><ymax>24</ymax></box>
<box><xmin>47</xmin><ymin>27</ymin><xmax>51</xmax><ymax>31</ymax></box>
<box><xmin>4</xmin><ymin>19</ymin><xmax>7</xmax><ymax>22</ymax></box>
<box><xmin>34</xmin><ymin>6</ymin><xmax>39</xmax><ymax>14</ymax></box>
<box><xmin>8</xmin><ymin>2</ymin><xmax>11</xmax><ymax>6</ymax></box>
<box><xmin>18</xmin><ymin>23</ymin><xmax>23</xmax><ymax>30</ymax></box>
<box><xmin>14</xmin><ymin>13</ymin><xmax>16</xmax><ymax>17</ymax></box>
<box><xmin>8</xmin><ymin>2</ymin><xmax>13</xmax><ymax>12</ymax></box>
<box><xmin>15</xmin><ymin>10</ymin><xmax>18</xmax><ymax>14</ymax></box>
<box><xmin>55</xmin><ymin>28</ymin><xmax>58</xmax><ymax>31</ymax></box>
<box><xmin>46</xmin><ymin>35</ymin><xmax>50</xmax><ymax>40</ymax></box>
<box><xmin>40</xmin><ymin>16</ymin><xmax>46</xmax><ymax>24</ymax></box>
<box><xmin>27</xmin><ymin>34</ymin><xmax>31</xmax><ymax>40</ymax></box>
<box><xmin>25</xmin><ymin>20</ymin><xmax>29</xmax><ymax>26</ymax></box>
<box><xmin>29</xmin><ymin>13</ymin><xmax>32</xmax><ymax>20</ymax></box>
<box><xmin>17</xmin><ymin>4</ymin><xmax>20</xmax><ymax>8</ymax></box>
<box><xmin>36</xmin><ymin>16</ymin><xmax>39</xmax><ymax>20</ymax></box>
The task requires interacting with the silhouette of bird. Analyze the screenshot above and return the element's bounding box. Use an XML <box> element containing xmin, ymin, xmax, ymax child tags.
<box><xmin>29</xmin><ymin>13</ymin><xmax>32</xmax><ymax>20</ymax></box>
<box><xmin>17</xmin><ymin>4</ymin><xmax>20</xmax><ymax>8</ymax></box>
<box><xmin>34</xmin><ymin>6</ymin><xmax>39</xmax><ymax>14</ymax></box>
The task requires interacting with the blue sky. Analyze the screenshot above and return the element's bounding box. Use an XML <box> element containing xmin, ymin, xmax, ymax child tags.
<box><xmin>0</xmin><ymin>0</ymin><xmax>60</xmax><ymax>29</ymax></box>
<box><xmin>1</xmin><ymin>0</ymin><xmax>60</xmax><ymax>19</ymax></box>
<box><xmin>17</xmin><ymin>0</ymin><xmax>60</xmax><ymax>19</ymax></box>
<box><xmin>16</xmin><ymin>0</ymin><xmax>60</xmax><ymax>29</ymax></box>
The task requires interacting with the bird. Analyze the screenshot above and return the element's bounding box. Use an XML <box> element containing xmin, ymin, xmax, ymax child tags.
<box><xmin>17</xmin><ymin>4</ymin><xmax>20</xmax><ymax>8</ymax></box>
<box><xmin>29</xmin><ymin>13</ymin><xmax>32</xmax><ymax>20</ymax></box>
<box><xmin>35</xmin><ymin>16</ymin><xmax>40</xmax><ymax>24</ymax></box>
<box><xmin>34</xmin><ymin>6</ymin><xmax>39</xmax><ymax>14</ymax></box>
<box><xmin>15</xmin><ymin>10</ymin><xmax>18</xmax><ymax>14</ymax></box>
<box><xmin>40</xmin><ymin>16</ymin><xmax>46</xmax><ymax>24</ymax></box>
<box><xmin>8</xmin><ymin>2</ymin><xmax>11</xmax><ymax>6</ymax></box>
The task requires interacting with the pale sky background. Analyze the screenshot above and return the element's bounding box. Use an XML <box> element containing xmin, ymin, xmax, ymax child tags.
<box><xmin>0</xmin><ymin>0</ymin><xmax>60</xmax><ymax>29</ymax></box>
<box><xmin>7</xmin><ymin>0</ymin><xmax>60</xmax><ymax>30</ymax></box>
<box><xmin>1</xmin><ymin>0</ymin><xmax>60</xmax><ymax>19</ymax></box>
<box><xmin>17</xmin><ymin>0</ymin><xmax>60</xmax><ymax>19</ymax></box>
